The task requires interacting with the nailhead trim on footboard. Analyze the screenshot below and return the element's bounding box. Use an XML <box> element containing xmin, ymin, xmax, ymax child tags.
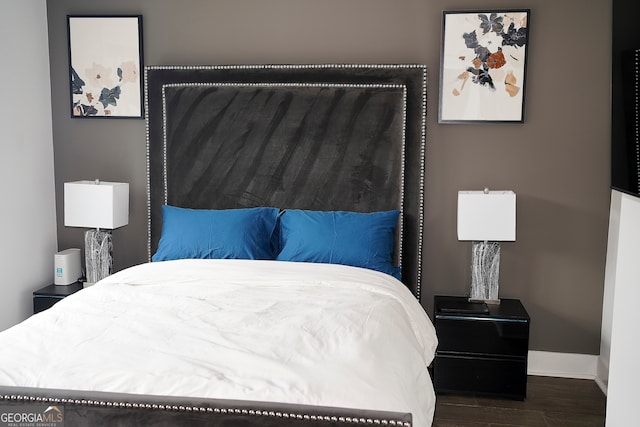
<box><xmin>1</xmin><ymin>393</ymin><xmax>411</xmax><ymax>426</ymax></box>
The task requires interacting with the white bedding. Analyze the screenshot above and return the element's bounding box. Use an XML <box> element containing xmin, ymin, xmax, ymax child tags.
<box><xmin>0</xmin><ymin>259</ymin><xmax>437</xmax><ymax>426</ymax></box>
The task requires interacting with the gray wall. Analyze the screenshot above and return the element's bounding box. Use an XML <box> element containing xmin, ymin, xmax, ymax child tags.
<box><xmin>47</xmin><ymin>0</ymin><xmax>612</xmax><ymax>355</ymax></box>
<box><xmin>0</xmin><ymin>0</ymin><xmax>57</xmax><ymax>331</ymax></box>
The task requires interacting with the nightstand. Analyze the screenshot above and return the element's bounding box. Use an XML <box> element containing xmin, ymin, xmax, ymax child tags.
<box><xmin>33</xmin><ymin>282</ymin><xmax>84</xmax><ymax>314</ymax></box>
<box><xmin>433</xmin><ymin>295</ymin><xmax>530</xmax><ymax>400</ymax></box>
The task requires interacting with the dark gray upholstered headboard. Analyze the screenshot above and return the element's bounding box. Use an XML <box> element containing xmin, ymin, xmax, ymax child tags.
<box><xmin>145</xmin><ymin>65</ymin><xmax>427</xmax><ymax>299</ymax></box>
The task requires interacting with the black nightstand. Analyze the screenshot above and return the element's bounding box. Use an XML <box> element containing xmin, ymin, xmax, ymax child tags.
<box><xmin>33</xmin><ymin>283</ymin><xmax>84</xmax><ymax>314</ymax></box>
<box><xmin>433</xmin><ymin>295</ymin><xmax>530</xmax><ymax>400</ymax></box>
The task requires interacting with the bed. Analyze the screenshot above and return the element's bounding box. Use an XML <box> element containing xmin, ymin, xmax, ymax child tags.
<box><xmin>0</xmin><ymin>64</ymin><xmax>435</xmax><ymax>426</ymax></box>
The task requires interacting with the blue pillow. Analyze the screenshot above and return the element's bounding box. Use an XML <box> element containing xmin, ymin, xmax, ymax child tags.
<box><xmin>276</xmin><ymin>209</ymin><xmax>401</xmax><ymax>279</ymax></box>
<box><xmin>152</xmin><ymin>205</ymin><xmax>280</xmax><ymax>261</ymax></box>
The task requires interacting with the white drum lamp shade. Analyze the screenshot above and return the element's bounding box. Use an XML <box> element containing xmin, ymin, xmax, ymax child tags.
<box><xmin>64</xmin><ymin>180</ymin><xmax>129</xmax><ymax>285</ymax></box>
<box><xmin>457</xmin><ymin>190</ymin><xmax>516</xmax><ymax>303</ymax></box>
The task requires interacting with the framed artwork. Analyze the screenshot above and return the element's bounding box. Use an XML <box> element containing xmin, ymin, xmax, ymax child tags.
<box><xmin>439</xmin><ymin>10</ymin><xmax>530</xmax><ymax>123</ymax></box>
<box><xmin>67</xmin><ymin>15</ymin><xmax>144</xmax><ymax>118</ymax></box>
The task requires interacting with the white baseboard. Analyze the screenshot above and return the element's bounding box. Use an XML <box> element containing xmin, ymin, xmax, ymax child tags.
<box><xmin>595</xmin><ymin>357</ymin><xmax>609</xmax><ymax>395</ymax></box>
<box><xmin>527</xmin><ymin>350</ymin><xmax>598</xmax><ymax>380</ymax></box>
<box><xmin>594</xmin><ymin>376</ymin><xmax>608</xmax><ymax>396</ymax></box>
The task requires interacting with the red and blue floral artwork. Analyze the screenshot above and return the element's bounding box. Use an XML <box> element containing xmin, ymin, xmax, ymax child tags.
<box><xmin>440</xmin><ymin>10</ymin><xmax>529</xmax><ymax>123</ymax></box>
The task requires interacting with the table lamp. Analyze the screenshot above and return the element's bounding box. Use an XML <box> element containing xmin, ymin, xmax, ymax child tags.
<box><xmin>457</xmin><ymin>189</ymin><xmax>516</xmax><ymax>303</ymax></box>
<box><xmin>64</xmin><ymin>180</ymin><xmax>129</xmax><ymax>285</ymax></box>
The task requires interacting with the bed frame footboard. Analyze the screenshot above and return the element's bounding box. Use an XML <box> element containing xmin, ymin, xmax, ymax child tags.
<box><xmin>0</xmin><ymin>386</ymin><xmax>412</xmax><ymax>426</ymax></box>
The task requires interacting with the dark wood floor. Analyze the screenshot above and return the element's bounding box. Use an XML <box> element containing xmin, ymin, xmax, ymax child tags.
<box><xmin>433</xmin><ymin>376</ymin><xmax>606</xmax><ymax>427</ymax></box>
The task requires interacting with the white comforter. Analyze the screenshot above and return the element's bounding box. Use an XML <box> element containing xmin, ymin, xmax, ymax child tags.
<box><xmin>0</xmin><ymin>259</ymin><xmax>437</xmax><ymax>426</ymax></box>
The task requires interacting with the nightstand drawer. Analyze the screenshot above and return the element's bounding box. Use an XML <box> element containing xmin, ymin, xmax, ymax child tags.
<box><xmin>434</xmin><ymin>354</ymin><xmax>527</xmax><ymax>400</ymax></box>
<box><xmin>33</xmin><ymin>296</ymin><xmax>64</xmax><ymax>314</ymax></box>
<box><xmin>436</xmin><ymin>316</ymin><xmax>529</xmax><ymax>357</ymax></box>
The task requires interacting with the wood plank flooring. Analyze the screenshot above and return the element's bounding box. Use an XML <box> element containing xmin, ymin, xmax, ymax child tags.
<box><xmin>433</xmin><ymin>376</ymin><xmax>606</xmax><ymax>427</ymax></box>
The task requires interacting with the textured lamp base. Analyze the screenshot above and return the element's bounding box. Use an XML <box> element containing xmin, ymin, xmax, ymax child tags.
<box><xmin>469</xmin><ymin>241</ymin><xmax>501</xmax><ymax>303</ymax></box>
<box><xmin>85</xmin><ymin>229</ymin><xmax>113</xmax><ymax>285</ymax></box>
